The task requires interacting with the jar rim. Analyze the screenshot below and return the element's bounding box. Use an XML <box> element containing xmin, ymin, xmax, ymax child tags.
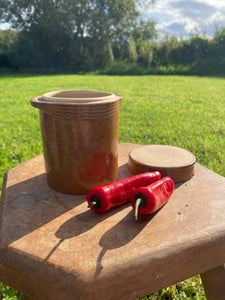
<box><xmin>40</xmin><ymin>90</ymin><xmax>116</xmax><ymax>104</ymax></box>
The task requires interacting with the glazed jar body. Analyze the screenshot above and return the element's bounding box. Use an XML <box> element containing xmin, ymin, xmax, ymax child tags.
<box><xmin>30</xmin><ymin>91</ymin><xmax>122</xmax><ymax>194</ymax></box>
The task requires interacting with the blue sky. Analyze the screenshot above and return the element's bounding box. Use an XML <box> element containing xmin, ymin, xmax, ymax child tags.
<box><xmin>140</xmin><ymin>0</ymin><xmax>225</xmax><ymax>38</ymax></box>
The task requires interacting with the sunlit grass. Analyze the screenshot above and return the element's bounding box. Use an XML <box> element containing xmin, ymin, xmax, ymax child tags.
<box><xmin>1</xmin><ymin>73</ymin><xmax>225</xmax><ymax>299</ymax></box>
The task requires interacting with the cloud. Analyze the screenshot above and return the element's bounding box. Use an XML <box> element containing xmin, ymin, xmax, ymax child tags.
<box><xmin>0</xmin><ymin>23</ymin><xmax>11</xmax><ymax>30</ymax></box>
<box><xmin>170</xmin><ymin>0</ymin><xmax>217</xmax><ymax>19</ymax></box>
<box><xmin>140</xmin><ymin>0</ymin><xmax>225</xmax><ymax>38</ymax></box>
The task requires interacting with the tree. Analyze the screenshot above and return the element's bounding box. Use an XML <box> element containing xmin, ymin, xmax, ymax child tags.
<box><xmin>153</xmin><ymin>34</ymin><xmax>180</xmax><ymax>66</ymax></box>
<box><xmin>213</xmin><ymin>28</ymin><xmax>225</xmax><ymax>56</ymax></box>
<box><xmin>128</xmin><ymin>36</ymin><xmax>138</xmax><ymax>62</ymax></box>
<box><xmin>0</xmin><ymin>29</ymin><xmax>18</xmax><ymax>68</ymax></box>
<box><xmin>129</xmin><ymin>18</ymin><xmax>156</xmax><ymax>65</ymax></box>
<box><xmin>0</xmin><ymin>0</ymin><xmax>154</xmax><ymax>70</ymax></box>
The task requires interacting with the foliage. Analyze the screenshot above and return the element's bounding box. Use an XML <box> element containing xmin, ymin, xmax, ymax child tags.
<box><xmin>153</xmin><ymin>34</ymin><xmax>180</xmax><ymax>66</ymax></box>
<box><xmin>139</xmin><ymin>276</ymin><xmax>205</xmax><ymax>299</ymax></box>
<box><xmin>104</xmin><ymin>28</ymin><xmax>225</xmax><ymax>76</ymax></box>
<box><xmin>128</xmin><ymin>36</ymin><xmax>138</xmax><ymax>62</ymax></box>
<box><xmin>147</xmin><ymin>276</ymin><xmax>205</xmax><ymax>299</ymax></box>
<box><xmin>0</xmin><ymin>30</ymin><xmax>18</xmax><ymax>54</ymax></box>
<box><xmin>0</xmin><ymin>283</ymin><xmax>19</xmax><ymax>300</ymax></box>
<box><xmin>1</xmin><ymin>0</ymin><xmax>225</xmax><ymax>74</ymax></box>
<box><xmin>0</xmin><ymin>30</ymin><xmax>18</xmax><ymax>68</ymax></box>
<box><xmin>132</xmin><ymin>18</ymin><xmax>157</xmax><ymax>65</ymax></box>
<box><xmin>154</xmin><ymin>30</ymin><xmax>225</xmax><ymax>75</ymax></box>
<box><xmin>0</xmin><ymin>0</ymin><xmax>156</xmax><ymax>70</ymax></box>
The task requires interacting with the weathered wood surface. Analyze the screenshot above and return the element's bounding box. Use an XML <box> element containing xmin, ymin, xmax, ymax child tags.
<box><xmin>0</xmin><ymin>143</ymin><xmax>225</xmax><ymax>300</ymax></box>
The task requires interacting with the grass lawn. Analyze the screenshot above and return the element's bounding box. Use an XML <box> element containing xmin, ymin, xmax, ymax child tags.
<box><xmin>1</xmin><ymin>73</ymin><xmax>225</xmax><ymax>299</ymax></box>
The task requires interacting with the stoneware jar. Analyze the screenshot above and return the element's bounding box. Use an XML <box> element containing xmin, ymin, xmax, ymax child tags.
<box><xmin>30</xmin><ymin>90</ymin><xmax>123</xmax><ymax>194</ymax></box>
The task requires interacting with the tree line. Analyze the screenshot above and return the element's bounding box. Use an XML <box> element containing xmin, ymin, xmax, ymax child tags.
<box><xmin>0</xmin><ymin>0</ymin><xmax>225</xmax><ymax>74</ymax></box>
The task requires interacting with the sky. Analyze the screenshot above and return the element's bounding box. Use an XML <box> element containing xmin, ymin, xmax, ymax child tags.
<box><xmin>140</xmin><ymin>0</ymin><xmax>225</xmax><ymax>39</ymax></box>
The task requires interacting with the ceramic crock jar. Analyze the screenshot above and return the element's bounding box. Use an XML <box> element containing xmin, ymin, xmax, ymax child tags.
<box><xmin>30</xmin><ymin>90</ymin><xmax>123</xmax><ymax>194</ymax></box>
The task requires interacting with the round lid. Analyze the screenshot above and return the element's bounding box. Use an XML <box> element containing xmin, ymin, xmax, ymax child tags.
<box><xmin>128</xmin><ymin>145</ymin><xmax>196</xmax><ymax>182</ymax></box>
<box><xmin>40</xmin><ymin>90</ymin><xmax>118</xmax><ymax>104</ymax></box>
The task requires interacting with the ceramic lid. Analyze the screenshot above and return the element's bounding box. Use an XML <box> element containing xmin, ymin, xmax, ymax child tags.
<box><xmin>128</xmin><ymin>145</ymin><xmax>196</xmax><ymax>182</ymax></box>
<box><xmin>40</xmin><ymin>90</ymin><xmax>118</xmax><ymax>104</ymax></box>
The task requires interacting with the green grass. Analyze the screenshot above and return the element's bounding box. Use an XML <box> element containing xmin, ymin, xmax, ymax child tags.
<box><xmin>1</xmin><ymin>73</ymin><xmax>225</xmax><ymax>299</ymax></box>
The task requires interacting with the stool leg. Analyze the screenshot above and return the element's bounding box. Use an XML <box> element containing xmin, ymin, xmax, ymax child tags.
<box><xmin>200</xmin><ymin>264</ymin><xmax>225</xmax><ymax>300</ymax></box>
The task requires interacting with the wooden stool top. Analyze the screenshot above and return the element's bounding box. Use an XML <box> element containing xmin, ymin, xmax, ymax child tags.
<box><xmin>0</xmin><ymin>143</ymin><xmax>225</xmax><ymax>300</ymax></box>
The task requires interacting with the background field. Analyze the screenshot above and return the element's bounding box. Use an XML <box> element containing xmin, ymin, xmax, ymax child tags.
<box><xmin>1</xmin><ymin>74</ymin><xmax>225</xmax><ymax>299</ymax></box>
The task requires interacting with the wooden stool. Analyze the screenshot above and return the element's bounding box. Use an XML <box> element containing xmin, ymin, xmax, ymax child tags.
<box><xmin>0</xmin><ymin>143</ymin><xmax>225</xmax><ymax>300</ymax></box>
